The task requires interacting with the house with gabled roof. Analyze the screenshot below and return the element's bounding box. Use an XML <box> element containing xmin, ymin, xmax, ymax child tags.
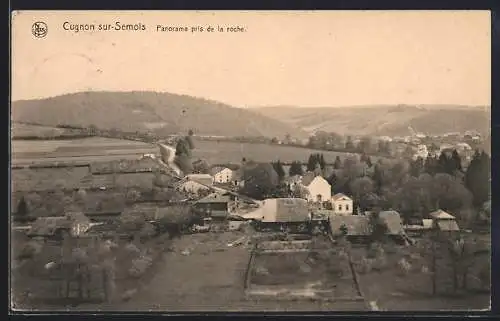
<box><xmin>331</xmin><ymin>193</ymin><xmax>353</xmax><ymax>216</ymax></box>
<box><xmin>299</xmin><ymin>172</ymin><xmax>331</xmax><ymax>204</ymax></box>
<box><xmin>210</xmin><ymin>166</ymin><xmax>234</xmax><ymax>184</ymax></box>
<box><xmin>429</xmin><ymin>209</ymin><xmax>460</xmax><ymax>232</ymax></box>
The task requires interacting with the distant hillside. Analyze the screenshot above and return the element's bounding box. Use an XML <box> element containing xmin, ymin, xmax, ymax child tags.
<box><xmin>11</xmin><ymin>91</ymin><xmax>308</xmax><ymax>139</ymax></box>
<box><xmin>252</xmin><ymin>104</ymin><xmax>490</xmax><ymax>137</ymax></box>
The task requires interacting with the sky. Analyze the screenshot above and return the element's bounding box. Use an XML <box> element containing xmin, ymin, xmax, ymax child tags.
<box><xmin>11</xmin><ymin>10</ymin><xmax>491</xmax><ymax>107</ymax></box>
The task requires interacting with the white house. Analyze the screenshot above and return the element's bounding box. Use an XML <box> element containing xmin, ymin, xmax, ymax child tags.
<box><xmin>331</xmin><ymin>193</ymin><xmax>353</xmax><ymax>216</ymax></box>
<box><xmin>300</xmin><ymin>173</ymin><xmax>332</xmax><ymax>204</ymax></box>
<box><xmin>211</xmin><ymin>166</ymin><xmax>234</xmax><ymax>184</ymax></box>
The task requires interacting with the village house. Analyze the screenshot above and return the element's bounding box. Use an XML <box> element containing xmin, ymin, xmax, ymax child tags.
<box><xmin>211</xmin><ymin>166</ymin><xmax>234</xmax><ymax>184</ymax></box>
<box><xmin>429</xmin><ymin>209</ymin><xmax>460</xmax><ymax>233</ymax></box>
<box><xmin>299</xmin><ymin>172</ymin><xmax>332</xmax><ymax>204</ymax></box>
<box><xmin>193</xmin><ymin>192</ymin><xmax>235</xmax><ymax>220</ymax></box>
<box><xmin>331</xmin><ymin>193</ymin><xmax>353</xmax><ymax>216</ymax></box>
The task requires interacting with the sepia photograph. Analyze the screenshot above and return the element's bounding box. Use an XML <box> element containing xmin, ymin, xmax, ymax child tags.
<box><xmin>10</xmin><ymin>10</ymin><xmax>491</xmax><ymax>312</ymax></box>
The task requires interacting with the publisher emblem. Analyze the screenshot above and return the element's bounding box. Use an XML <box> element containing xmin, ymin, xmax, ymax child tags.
<box><xmin>32</xmin><ymin>22</ymin><xmax>48</xmax><ymax>38</ymax></box>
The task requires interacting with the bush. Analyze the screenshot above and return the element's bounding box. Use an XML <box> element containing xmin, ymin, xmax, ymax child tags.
<box><xmin>71</xmin><ymin>247</ymin><xmax>89</xmax><ymax>263</ymax></box>
<box><xmin>128</xmin><ymin>255</ymin><xmax>153</xmax><ymax>277</ymax></box>
<box><xmin>397</xmin><ymin>258</ymin><xmax>412</xmax><ymax>276</ymax></box>
<box><xmin>17</xmin><ymin>241</ymin><xmax>42</xmax><ymax>260</ymax></box>
<box><xmin>367</xmin><ymin>242</ymin><xmax>385</xmax><ymax>259</ymax></box>
<box><xmin>357</xmin><ymin>257</ymin><xmax>373</xmax><ymax>274</ymax></box>
<box><xmin>124</xmin><ymin>243</ymin><xmax>141</xmax><ymax>255</ymax></box>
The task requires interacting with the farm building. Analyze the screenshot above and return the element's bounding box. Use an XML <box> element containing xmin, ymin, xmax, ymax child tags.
<box><xmin>245</xmin><ymin>198</ymin><xmax>311</xmax><ymax>233</ymax></box>
<box><xmin>331</xmin><ymin>193</ymin><xmax>353</xmax><ymax>216</ymax></box>
<box><xmin>193</xmin><ymin>192</ymin><xmax>234</xmax><ymax>219</ymax></box>
<box><xmin>257</xmin><ymin>198</ymin><xmax>309</xmax><ymax>223</ymax></box>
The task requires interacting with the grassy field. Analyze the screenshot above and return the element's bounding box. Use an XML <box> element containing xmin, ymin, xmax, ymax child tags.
<box><xmin>192</xmin><ymin>140</ymin><xmax>368</xmax><ymax>164</ymax></box>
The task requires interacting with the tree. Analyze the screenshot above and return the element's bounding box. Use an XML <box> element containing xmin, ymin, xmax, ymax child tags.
<box><xmin>192</xmin><ymin>159</ymin><xmax>210</xmax><ymax>174</ymax></box>
<box><xmin>464</xmin><ymin>150</ymin><xmax>490</xmax><ymax>207</ymax></box>
<box><xmin>451</xmin><ymin>150</ymin><xmax>463</xmax><ymax>173</ymax></box>
<box><xmin>345</xmin><ymin>136</ymin><xmax>355</xmax><ymax>151</ymax></box>
<box><xmin>350</xmin><ymin>177</ymin><xmax>375</xmax><ymax>211</ymax></box>
<box><xmin>368</xmin><ymin>208</ymin><xmax>389</xmax><ymax>243</ymax></box>
<box><xmin>424</xmin><ymin>155</ymin><xmax>439</xmax><ymax>176</ymax></box>
<box><xmin>289</xmin><ymin>161</ymin><xmax>304</xmax><ymax>176</ymax></box>
<box><xmin>307</xmin><ymin>154</ymin><xmax>320</xmax><ymax>172</ymax></box>
<box><xmin>333</xmin><ymin>156</ymin><xmax>342</xmax><ymax>169</ymax></box>
<box><xmin>410</xmin><ymin>157</ymin><xmax>425</xmax><ymax>177</ymax></box>
<box><xmin>292</xmin><ymin>184</ymin><xmax>310</xmax><ymax>199</ymax></box>
<box><xmin>357</xmin><ymin>137</ymin><xmax>372</xmax><ymax>154</ymax></box>
<box><xmin>240</xmin><ymin>163</ymin><xmax>279</xmax><ymax>200</ymax></box>
<box><xmin>437</xmin><ymin>151</ymin><xmax>454</xmax><ymax>175</ymax></box>
<box><xmin>319</xmin><ymin>154</ymin><xmax>326</xmax><ymax>170</ymax></box>
<box><xmin>272</xmin><ymin>160</ymin><xmax>286</xmax><ymax>181</ymax></box>
<box><xmin>15</xmin><ymin>196</ymin><xmax>29</xmax><ymax>222</ymax></box>
<box><xmin>366</xmin><ymin>156</ymin><xmax>373</xmax><ymax>168</ymax></box>
<box><xmin>174</xmin><ymin>154</ymin><xmax>194</xmax><ymax>175</ymax></box>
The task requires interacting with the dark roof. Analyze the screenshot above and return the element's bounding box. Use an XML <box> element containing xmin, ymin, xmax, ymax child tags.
<box><xmin>329</xmin><ymin>215</ymin><xmax>371</xmax><ymax>236</ymax></box>
<box><xmin>195</xmin><ymin>192</ymin><xmax>232</xmax><ymax>204</ymax></box>
<box><xmin>429</xmin><ymin>209</ymin><xmax>456</xmax><ymax>220</ymax></box>
<box><xmin>210</xmin><ymin>166</ymin><xmax>230</xmax><ymax>176</ymax></box>
<box><xmin>332</xmin><ymin>193</ymin><xmax>351</xmax><ymax>201</ymax></box>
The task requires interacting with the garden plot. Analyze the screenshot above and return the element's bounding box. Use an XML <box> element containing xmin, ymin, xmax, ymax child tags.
<box><xmin>246</xmin><ymin>240</ymin><xmax>363</xmax><ymax>302</ymax></box>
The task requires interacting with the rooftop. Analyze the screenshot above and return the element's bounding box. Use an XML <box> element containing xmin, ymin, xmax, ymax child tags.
<box><xmin>429</xmin><ymin>209</ymin><xmax>456</xmax><ymax>220</ymax></box>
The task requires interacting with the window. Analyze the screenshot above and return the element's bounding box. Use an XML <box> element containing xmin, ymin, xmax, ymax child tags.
<box><xmin>338</xmin><ymin>204</ymin><xmax>343</xmax><ymax>211</ymax></box>
<box><xmin>316</xmin><ymin>195</ymin><xmax>322</xmax><ymax>202</ymax></box>
<box><xmin>346</xmin><ymin>204</ymin><xmax>349</xmax><ymax>211</ymax></box>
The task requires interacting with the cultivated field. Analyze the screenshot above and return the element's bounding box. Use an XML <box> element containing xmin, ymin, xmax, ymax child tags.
<box><xmin>11</xmin><ymin>137</ymin><xmax>157</xmax><ymax>166</ymax></box>
<box><xmin>11</xmin><ymin>137</ymin><xmax>367</xmax><ymax>167</ymax></box>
